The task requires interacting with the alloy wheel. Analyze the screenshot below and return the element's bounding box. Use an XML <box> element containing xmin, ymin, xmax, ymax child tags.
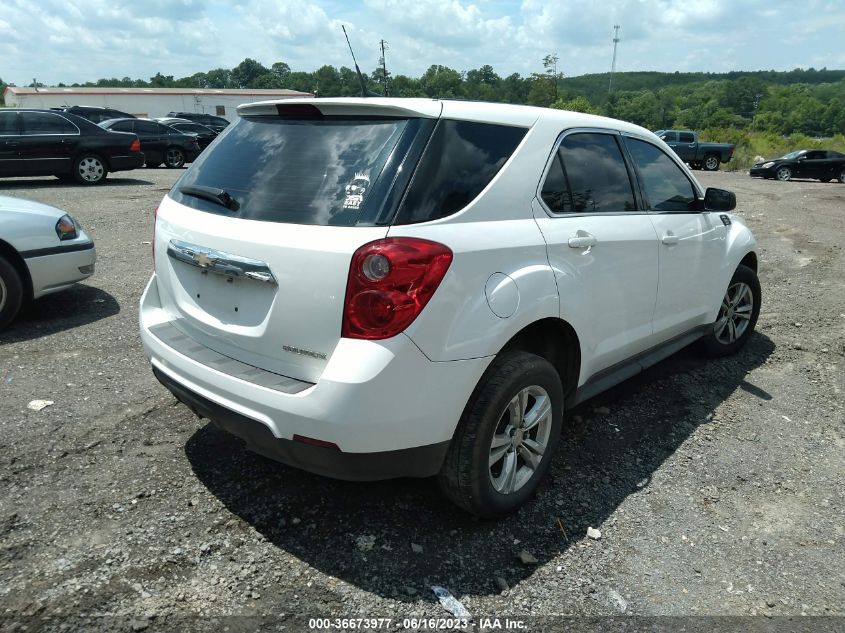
<box><xmin>488</xmin><ymin>385</ymin><xmax>553</xmax><ymax>494</ymax></box>
<box><xmin>714</xmin><ymin>281</ymin><xmax>754</xmax><ymax>344</ymax></box>
<box><xmin>77</xmin><ymin>157</ymin><xmax>104</xmax><ymax>182</ymax></box>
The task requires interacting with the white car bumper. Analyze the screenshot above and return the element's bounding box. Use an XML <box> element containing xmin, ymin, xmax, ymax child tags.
<box><xmin>139</xmin><ymin>274</ymin><xmax>491</xmax><ymax>480</ymax></box>
<box><xmin>25</xmin><ymin>242</ymin><xmax>96</xmax><ymax>299</ymax></box>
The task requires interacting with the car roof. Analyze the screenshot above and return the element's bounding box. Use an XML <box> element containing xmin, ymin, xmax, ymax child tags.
<box><xmin>237</xmin><ymin>97</ymin><xmax>653</xmax><ymax>136</ymax></box>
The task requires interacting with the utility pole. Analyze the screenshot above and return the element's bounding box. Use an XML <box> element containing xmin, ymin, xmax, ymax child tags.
<box><xmin>379</xmin><ymin>39</ymin><xmax>389</xmax><ymax>96</ymax></box>
<box><xmin>608</xmin><ymin>24</ymin><xmax>621</xmax><ymax>93</ymax></box>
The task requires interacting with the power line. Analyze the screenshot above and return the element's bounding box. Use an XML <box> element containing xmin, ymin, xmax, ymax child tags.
<box><xmin>608</xmin><ymin>24</ymin><xmax>621</xmax><ymax>93</ymax></box>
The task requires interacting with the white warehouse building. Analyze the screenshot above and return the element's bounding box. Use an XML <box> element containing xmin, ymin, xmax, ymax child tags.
<box><xmin>3</xmin><ymin>87</ymin><xmax>313</xmax><ymax>121</ymax></box>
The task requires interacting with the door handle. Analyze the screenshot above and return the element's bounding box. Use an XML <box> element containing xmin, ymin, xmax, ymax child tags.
<box><xmin>4</xmin><ymin>141</ymin><xmax>19</xmax><ymax>147</ymax></box>
<box><xmin>568</xmin><ymin>233</ymin><xmax>597</xmax><ymax>249</ymax></box>
<box><xmin>661</xmin><ymin>232</ymin><xmax>679</xmax><ymax>246</ymax></box>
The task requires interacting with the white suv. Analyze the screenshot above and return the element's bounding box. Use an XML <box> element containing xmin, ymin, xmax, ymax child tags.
<box><xmin>140</xmin><ymin>98</ymin><xmax>760</xmax><ymax>517</ymax></box>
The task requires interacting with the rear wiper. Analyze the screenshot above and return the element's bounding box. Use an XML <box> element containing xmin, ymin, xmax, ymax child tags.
<box><xmin>179</xmin><ymin>185</ymin><xmax>239</xmax><ymax>211</ymax></box>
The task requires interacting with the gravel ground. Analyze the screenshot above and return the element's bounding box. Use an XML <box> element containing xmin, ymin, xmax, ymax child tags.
<box><xmin>0</xmin><ymin>169</ymin><xmax>843</xmax><ymax>632</ymax></box>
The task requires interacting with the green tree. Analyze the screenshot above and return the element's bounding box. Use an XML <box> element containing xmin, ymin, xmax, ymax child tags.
<box><xmin>231</xmin><ymin>58</ymin><xmax>270</xmax><ymax>88</ymax></box>
<box><xmin>253</xmin><ymin>73</ymin><xmax>284</xmax><ymax>89</ymax></box>
<box><xmin>419</xmin><ymin>65</ymin><xmax>463</xmax><ymax>98</ymax></box>
<box><xmin>271</xmin><ymin>62</ymin><xmax>291</xmax><ymax>83</ymax></box>
<box><xmin>204</xmin><ymin>68</ymin><xmax>232</xmax><ymax>89</ymax></box>
<box><xmin>551</xmin><ymin>95</ymin><xmax>601</xmax><ymax>114</ymax></box>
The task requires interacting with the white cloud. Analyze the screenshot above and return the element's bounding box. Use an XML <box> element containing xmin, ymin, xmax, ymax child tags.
<box><xmin>1</xmin><ymin>0</ymin><xmax>843</xmax><ymax>86</ymax></box>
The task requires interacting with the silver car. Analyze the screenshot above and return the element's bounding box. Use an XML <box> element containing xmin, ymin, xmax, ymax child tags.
<box><xmin>0</xmin><ymin>195</ymin><xmax>96</xmax><ymax>330</ymax></box>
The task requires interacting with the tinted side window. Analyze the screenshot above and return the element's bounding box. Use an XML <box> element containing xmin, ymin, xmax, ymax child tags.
<box><xmin>0</xmin><ymin>112</ymin><xmax>18</xmax><ymax>135</ymax></box>
<box><xmin>659</xmin><ymin>131</ymin><xmax>677</xmax><ymax>142</ymax></box>
<box><xmin>135</xmin><ymin>121</ymin><xmax>161</xmax><ymax>135</ymax></box>
<box><xmin>626</xmin><ymin>138</ymin><xmax>696</xmax><ymax>212</ymax></box>
<box><xmin>395</xmin><ymin>120</ymin><xmax>527</xmax><ymax>224</ymax></box>
<box><xmin>678</xmin><ymin>132</ymin><xmax>695</xmax><ymax>143</ymax></box>
<box><xmin>22</xmin><ymin>112</ymin><xmax>77</xmax><ymax>135</ymax></box>
<box><xmin>541</xmin><ymin>153</ymin><xmax>572</xmax><ymax>213</ymax></box>
<box><xmin>110</xmin><ymin>120</ymin><xmax>134</xmax><ymax>132</ymax></box>
<box><xmin>556</xmin><ymin>133</ymin><xmax>636</xmax><ymax>213</ymax></box>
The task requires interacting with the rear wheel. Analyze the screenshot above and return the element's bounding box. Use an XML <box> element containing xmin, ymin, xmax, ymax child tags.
<box><xmin>0</xmin><ymin>256</ymin><xmax>24</xmax><ymax>331</ymax></box>
<box><xmin>438</xmin><ymin>351</ymin><xmax>564</xmax><ymax>517</ymax></box>
<box><xmin>698</xmin><ymin>264</ymin><xmax>761</xmax><ymax>357</ymax></box>
<box><xmin>776</xmin><ymin>166</ymin><xmax>792</xmax><ymax>181</ymax></box>
<box><xmin>164</xmin><ymin>147</ymin><xmax>186</xmax><ymax>169</ymax></box>
<box><xmin>703</xmin><ymin>154</ymin><xmax>720</xmax><ymax>171</ymax></box>
<box><xmin>838</xmin><ymin>168</ymin><xmax>845</xmax><ymax>184</ymax></box>
<box><xmin>73</xmin><ymin>154</ymin><xmax>107</xmax><ymax>185</ymax></box>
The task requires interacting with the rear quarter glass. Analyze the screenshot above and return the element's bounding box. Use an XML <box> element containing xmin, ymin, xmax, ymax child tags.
<box><xmin>169</xmin><ymin>116</ymin><xmax>416</xmax><ymax>227</ymax></box>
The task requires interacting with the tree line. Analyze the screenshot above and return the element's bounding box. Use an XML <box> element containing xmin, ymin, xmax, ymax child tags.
<box><xmin>3</xmin><ymin>58</ymin><xmax>844</xmax><ymax>137</ymax></box>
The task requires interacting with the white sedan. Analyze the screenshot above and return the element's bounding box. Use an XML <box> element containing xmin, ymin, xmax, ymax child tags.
<box><xmin>0</xmin><ymin>195</ymin><xmax>96</xmax><ymax>330</ymax></box>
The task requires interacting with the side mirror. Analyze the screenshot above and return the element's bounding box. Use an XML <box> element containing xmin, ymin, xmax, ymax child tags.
<box><xmin>704</xmin><ymin>187</ymin><xmax>736</xmax><ymax>212</ymax></box>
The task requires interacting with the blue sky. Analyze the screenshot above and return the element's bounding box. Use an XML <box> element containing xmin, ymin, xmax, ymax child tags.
<box><xmin>1</xmin><ymin>0</ymin><xmax>844</xmax><ymax>85</ymax></box>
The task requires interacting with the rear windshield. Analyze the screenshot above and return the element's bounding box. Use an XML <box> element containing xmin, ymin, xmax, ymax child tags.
<box><xmin>170</xmin><ymin>116</ymin><xmax>413</xmax><ymax>226</ymax></box>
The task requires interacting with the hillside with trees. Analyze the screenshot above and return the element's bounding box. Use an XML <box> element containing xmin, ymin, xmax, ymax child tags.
<box><xmin>4</xmin><ymin>59</ymin><xmax>844</xmax><ymax>167</ymax></box>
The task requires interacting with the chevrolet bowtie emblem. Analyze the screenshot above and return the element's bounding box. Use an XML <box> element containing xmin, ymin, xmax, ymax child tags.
<box><xmin>193</xmin><ymin>252</ymin><xmax>214</xmax><ymax>268</ymax></box>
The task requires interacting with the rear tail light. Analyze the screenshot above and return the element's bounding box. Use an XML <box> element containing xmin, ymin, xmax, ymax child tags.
<box><xmin>342</xmin><ymin>237</ymin><xmax>452</xmax><ymax>340</ymax></box>
<box><xmin>130</xmin><ymin>138</ymin><xmax>141</xmax><ymax>152</ymax></box>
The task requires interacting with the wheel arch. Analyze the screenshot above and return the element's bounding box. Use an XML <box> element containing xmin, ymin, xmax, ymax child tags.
<box><xmin>0</xmin><ymin>239</ymin><xmax>34</xmax><ymax>301</ymax></box>
<box><xmin>739</xmin><ymin>251</ymin><xmax>758</xmax><ymax>273</ymax></box>
<box><xmin>497</xmin><ymin>317</ymin><xmax>581</xmax><ymax>405</ymax></box>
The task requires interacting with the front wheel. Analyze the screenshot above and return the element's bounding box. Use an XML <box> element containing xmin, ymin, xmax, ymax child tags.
<box><xmin>703</xmin><ymin>154</ymin><xmax>720</xmax><ymax>171</ymax></box>
<box><xmin>0</xmin><ymin>256</ymin><xmax>24</xmax><ymax>331</ymax></box>
<box><xmin>838</xmin><ymin>168</ymin><xmax>845</xmax><ymax>184</ymax></box>
<box><xmin>698</xmin><ymin>264</ymin><xmax>761</xmax><ymax>357</ymax></box>
<box><xmin>164</xmin><ymin>147</ymin><xmax>186</xmax><ymax>169</ymax></box>
<box><xmin>776</xmin><ymin>166</ymin><xmax>792</xmax><ymax>181</ymax></box>
<box><xmin>73</xmin><ymin>154</ymin><xmax>107</xmax><ymax>185</ymax></box>
<box><xmin>437</xmin><ymin>351</ymin><xmax>564</xmax><ymax>517</ymax></box>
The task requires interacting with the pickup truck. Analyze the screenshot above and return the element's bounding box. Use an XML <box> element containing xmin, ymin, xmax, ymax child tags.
<box><xmin>655</xmin><ymin>130</ymin><xmax>735</xmax><ymax>171</ymax></box>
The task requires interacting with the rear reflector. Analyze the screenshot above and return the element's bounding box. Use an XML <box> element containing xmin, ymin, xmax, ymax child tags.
<box><xmin>292</xmin><ymin>434</ymin><xmax>340</xmax><ymax>450</ymax></box>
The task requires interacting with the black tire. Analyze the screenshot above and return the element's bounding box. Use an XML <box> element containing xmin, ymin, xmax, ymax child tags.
<box><xmin>164</xmin><ymin>147</ymin><xmax>186</xmax><ymax>169</ymax></box>
<box><xmin>73</xmin><ymin>153</ymin><xmax>108</xmax><ymax>185</ymax></box>
<box><xmin>437</xmin><ymin>351</ymin><xmax>564</xmax><ymax>518</ymax></box>
<box><xmin>838</xmin><ymin>168</ymin><xmax>845</xmax><ymax>184</ymax></box>
<box><xmin>776</xmin><ymin>166</ymin><xmax>792</xmax><ymax>182</ymax></box>
<box><xmin>702</xmin><ymin>154</ymin><xmax>720</xmax><ymax>171</ymax></box>
<box><xmin>0</xmin><ymin>256</ymin><xmax>24</xmax><ymax>331</ymax></box>
<box><xmin>698</xmin><ymin>264</ymin><xmax>761</xmax><ymax>357</ymax></box>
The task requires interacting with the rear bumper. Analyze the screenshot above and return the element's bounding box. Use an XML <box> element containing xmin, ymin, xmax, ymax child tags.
<box><xmin>109</xmin><ymin>154</ymin><xmax>145</xmax><ymax>172</ymax></box>
<box><xmin>154</xmin><ymin>367</ymin><xmax>449</xmax><ymax>480</ymax></box>
<box><xmin>139</xmin><ymin>274</ymin><xmax>491</xmax><ymax>480</ymax></box>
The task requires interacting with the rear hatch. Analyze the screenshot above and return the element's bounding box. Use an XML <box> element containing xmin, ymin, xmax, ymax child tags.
<box><xmin>153</xmin><ymin>100</ymin><xmax>441</xmax><ymax>383</ymax></box>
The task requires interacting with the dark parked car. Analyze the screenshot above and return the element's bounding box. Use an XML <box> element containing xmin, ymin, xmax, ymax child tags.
<box><xmin>99</xmin><ymin>118</ymin><xmax>201</xmax><ymax>168</ymax></box>
<box><xmin>0</xmin><ymin>109</ymin><xmax>144</xmax><ymax>185</ymax></box>
<box><xmin>155</xmin><ymin>119</ymin><xmax>218</xmax><ymax>149</ymax></box>
<box><xmin>750</xmin><ymin>149</ymin><xmax>845</xmax><ymax>183</ymax></box>
<box><xmin>165</xmin><ymin>112</ymin><xmax>230</xmax><ymax>133</ymax></box>
<box><xmin>53</xmin><ymin>105</ymin><xmax>137</xmax><ymax>125</ymax></box>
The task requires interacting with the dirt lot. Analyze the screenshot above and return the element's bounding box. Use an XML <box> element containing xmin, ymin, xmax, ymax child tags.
<box><xmin>1</xmin><ymin>169</ymin><xmax>843</xmax><ymax>631</ymax></box>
